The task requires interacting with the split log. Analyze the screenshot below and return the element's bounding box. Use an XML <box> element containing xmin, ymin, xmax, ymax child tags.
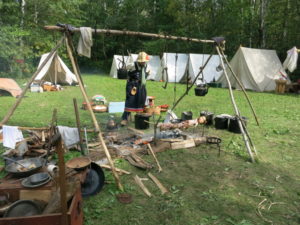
<box><xmin>150</xmin><ymin>141</ymin><xmax>171</xmax><ymax>153</ymax></box>
<box><xmin>194</xmin><ymin>137</ymin><xmax>207</xmax><ymax>146</ymax></box>
<box><xmin>126</xmin><ymin>153</ymin><xmax>152</xmax><ymax>170</ymax></box>
<box><xmin>148</xmin><ymin>173</ymin><xmax>168</xmax><ymax>195</ymax></box>
<box><xmin>134</xmin><ymin>175</ymin><xmax>152</xmax><ymax>197</ymax></box>
<box><xmin>171</xmin><ymin>139</ymin><xmax>195</xmax><ymax>150</ymax></box>
<box><xmin>147</xmin><ymin>144</ymin><xmax>162</xmax><ymax>172</ymax></box>
<box><xmin>100</xmin><ymin>164</ymin><xmax>131</xmax><ymax>175</ymax></box>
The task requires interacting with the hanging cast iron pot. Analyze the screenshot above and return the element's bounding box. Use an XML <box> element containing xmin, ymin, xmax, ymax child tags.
<box><xmin>194</xmin><ymin>83</ymin><xmax>209</xmax><ymax>96</ymax></box>
<box><xmin>117</xmin><ymin>60</ymin><xmax>128</xmax><ymax>79</ymax></box>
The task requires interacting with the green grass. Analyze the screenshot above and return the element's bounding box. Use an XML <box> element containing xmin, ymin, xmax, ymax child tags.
<box><xmin>1</xmin><ymin>74</ymin><xmax>300</xmax><ymax>225</ymax></box>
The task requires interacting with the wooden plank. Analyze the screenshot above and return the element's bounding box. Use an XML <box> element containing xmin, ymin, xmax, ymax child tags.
<box><xmin>134</xmin><ymin>175</ymin><xmax>152</xmax><ymax>197</ymax></box>
<box><xmin>148</xmin><ymin>173</ymin><xmax>168</xmax><ymax>195</ymax></box>
<box><xmin>147</xmin><ymin>144</ymin><xmax>162</xmax><ymax>172</ymax></box>
<box><xmin>99</xmin><ymin>164</ymin><xmax>131</xmax><ymax>175</ymax></box>
<box><xmin>171</xmin><ymin>139</ymin><xmax>195</xmax><ymax>150</ymax></box>
<box><xmin>20</xmin><ymin>190</ymin><xmax>52</xmax><ymax>202</ymax></box>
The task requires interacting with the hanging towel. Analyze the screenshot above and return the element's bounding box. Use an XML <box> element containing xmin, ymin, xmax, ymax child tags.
<box><xmin>77</xmin><ymin>27</ymin><xmax>93</xmax><ymax>58</ymax></box>
<box><xmin>3</xmin><ymin>125</ymin><xmax>24</xmax><ymax>149</ymax></box>
<box><xmin>283</xmin><ymin>47</ymin><xmax>298</xmax><ymax>73</ymax></box>
<box><xmin>57</xmin><ymin>126</ymin><xmax>79</xmax><ymax>148</ymax></box>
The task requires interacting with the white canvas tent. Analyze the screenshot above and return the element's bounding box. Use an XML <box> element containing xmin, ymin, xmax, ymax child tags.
<box><xmin>155</xmin><ymin>53</ymin><xmax>189</xmax><ymax>82</ymax></box>
<box><xmin>217</xmin><ymin>47</ymin><xmax>288</xmax><ymax>92</ymax></box>
<box><xmin>181</xmin><ymin>54</ymin><xmax>223</xmax><ymax>85</ymax></box>
<box><xmin>35</xmin><ymin>52</ymin><xmax>78</xmax><ymax>85</ymax></box>
<box><xmin>109</xmin><ymin>54</ymin><xmax>161</xmax><ymax>80</ymax></box>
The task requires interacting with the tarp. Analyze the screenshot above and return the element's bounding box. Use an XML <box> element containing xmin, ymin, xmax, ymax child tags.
<box><xmin>217</xmin><ymin>47</ymin><xmax>288</xmax><ymax>92</ymax></box>
<box><xmin>155</xmin><ymin>53</ymin><xmax>189</xmax><ymax>82</ymax></box>
<box><xmin>0</xmin><ymin>78</ymin><xmax>22</xmax><ymax>97</ymax></box>
<box><xmin>109</xmin><ymin>54</ymin><xmax>161</xmax><ymax>80</ymax></box>
<box><xmin>35</xmin><ymin>52</ymin><xmax>78</xmax><ymax>85</ymax></box>
<box><xmin>181</xmin><ymin>54</ymin><xmax>223</xmax><ymax>85</ymax></box>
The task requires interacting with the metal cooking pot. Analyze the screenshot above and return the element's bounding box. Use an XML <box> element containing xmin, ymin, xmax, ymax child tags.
<box><xmin>195</xmin><ymin>84</ymin><xmax>209</xmax><ymax>96</ymax></box>
<box><xmin>5</xmin><ymin>158</ymin><xmax>45</xmax><ymax>177</ymax></box>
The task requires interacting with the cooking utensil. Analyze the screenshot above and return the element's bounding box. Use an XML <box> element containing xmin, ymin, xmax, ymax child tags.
<box><xmin>3</xmin><ymin>200</ymin><xmax>41</xmax><ymax>218</ymax></box>
<box><xmin>81</xmin><ymin>162</ymin><xmax>105</xmax><ymax>197</ymax></box>
<box><xmin>5</xmin><ymin>158</ymin><xmax>45</xmax><ymax>177</ymax></box>
<box><xmin>21</xmin><ymin>176</ymin><xmax>51</xmax><ymax>188</ymax></box>
<box><xmin>3</xmin><ymin>157</ymin><xmax>28</xmax><ymax>169</ymax></box>
<box><xmin>66</xmin><ymin>157</ymin><xmax>91</xmax><ymax>170</ymax></box>
<box><xmin>28</xmin><ymin>172</ymin><xmax>50</xmax><ymax>185</ymax></box>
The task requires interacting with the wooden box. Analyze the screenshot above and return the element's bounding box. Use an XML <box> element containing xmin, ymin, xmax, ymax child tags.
<box><xmin>0</xmin><ymin>187</ymin><xmax>83</xmax><ymax>225</ymax></box>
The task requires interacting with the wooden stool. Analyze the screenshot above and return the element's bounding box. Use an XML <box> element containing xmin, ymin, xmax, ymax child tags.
<box><xmin>275</xmin><ymin>79</ymin><xmax>287</xmax><ymax>94</ymax></box>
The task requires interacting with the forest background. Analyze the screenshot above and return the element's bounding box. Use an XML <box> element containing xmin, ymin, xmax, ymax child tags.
<box><xmin>0</xmin><ymin>0</ymin><xmax>299</xmax><ymax>79</ymax></box>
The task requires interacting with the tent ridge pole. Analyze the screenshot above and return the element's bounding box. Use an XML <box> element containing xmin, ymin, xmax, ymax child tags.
<box><xmin>44</xmin><ymin>26</ymin><xmax>214</xmax><ymax>44</ymax></box>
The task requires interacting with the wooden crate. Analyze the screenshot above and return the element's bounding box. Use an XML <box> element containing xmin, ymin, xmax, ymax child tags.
<box><xmin>0</xmin><ymin>187</ymin><xmax>83</xmax><ymax>225</ymax></box>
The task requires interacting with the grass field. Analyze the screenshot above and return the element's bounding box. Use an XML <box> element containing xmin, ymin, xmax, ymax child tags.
<box><xmin>0</xmin><ymin>74</ymin><xmax>300</xmax><ymax>225</ymax></box>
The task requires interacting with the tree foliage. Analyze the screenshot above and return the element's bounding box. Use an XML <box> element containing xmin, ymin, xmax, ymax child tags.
<box><xmin>0</xmin><ymin>0</ymin><xmax>299</xmax><ymax>77</ymax></box>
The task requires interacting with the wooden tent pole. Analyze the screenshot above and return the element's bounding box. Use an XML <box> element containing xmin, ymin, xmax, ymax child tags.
<box><xmin>0</xmin><ymin>37</ymin><xmax>64</xmax><ymax>127</ymax></box>
<box><xmin>44</xmin><ymin>26</ymin><xmax>214</xmax><ymax>44</ymax></box>
<box><xmin>216</xmin><ymin>46</ymin><xmax>256</xmax><ymax>162</ymax></box>
<box><xmin>219</xmin><ymin>49</ymin><xmax>260</xmax><ymax>126</ymax></box>
<box><xmin>65</xmin><ymin>35</ymin><xmax>123</xmax><ymax>191</ymax></box>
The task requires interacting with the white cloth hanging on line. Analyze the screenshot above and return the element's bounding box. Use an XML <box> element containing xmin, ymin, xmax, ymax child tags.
<box><xmin>2</xmin><ymin>125</ymin><xmax>24</xmax><ymax>149</ymax></box>
<box><xmin>77</xmin><ymin>27</ymin><xmax>93</xmax><ymax>58</ymax></box>
<box><xmin>283</xmin><ymin>47</ymin><xmax>298</xmax><ymax>73</ymax></box>
<box><xmin>57</xmin><ymin>126</ymin><xmax>80</xmax><ymax>148</ymax></box>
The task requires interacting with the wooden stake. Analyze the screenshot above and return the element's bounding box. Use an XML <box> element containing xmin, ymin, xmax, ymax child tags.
<box><xmin>73</xmin><ymin>98</ymin><xmax>85</xmax><ymax>155</ymax></box>
<box><xmin>134</xmin><ymin>175</ymin><xmax>152</xmax><ymax>197</ymax></box>
<box><xmin>0</xmin><ymin>37</ymin><xmax>64</xmax><ymax>126</ymax></box>
<box><xmin>100</xmin><ymin>164</ymin><xmax>131</xmax><ymax>175</ymax></box>
<box><xmin>56</xmin><ymin>137</ymin><xmax>68</xmax><ymax>225</ymax></box>
<box><xmin>147</xmin><ymin>143</ymin><xmax>162</xmax><ymax>172</ymax></box>
<box><xmin>65</xmin><ymin>35</ymin><xmax>123</xmax><ymax>191</ymax></box>
<box><xmin>148</xmin><ymin>173</ymin><xmax>168</xmax><ymax>195</ymax></box>
<box><xmin>44</xmin><ymin>26</ymin><xmax>214</xmax><ymax>44</ymax></box>
<box><xmin>216</xmin><ymin>46</ymin><xmax>255</xmax><ymax>162</ymax></box>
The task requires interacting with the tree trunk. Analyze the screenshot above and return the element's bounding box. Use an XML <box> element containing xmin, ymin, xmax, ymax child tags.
<box><xmin>259</xmin><ymin>0</ymin><xmax>268</xmax><ymax>48</ymax></box>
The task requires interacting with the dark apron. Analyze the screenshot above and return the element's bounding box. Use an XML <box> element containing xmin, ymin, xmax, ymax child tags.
<box><xmin>124</xmin><ymin>63</ymin><xmax>147</xmax><ymax>112</ymax></box>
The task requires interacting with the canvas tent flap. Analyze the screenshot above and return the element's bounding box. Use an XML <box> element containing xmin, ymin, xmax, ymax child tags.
<box><xmin>217</xmin><ymin>47</ymin><xmax>288</xmax><ymax>92</ymax></box>
<box><xmin>0</xmin><ymin>78</ymin><xmax>22</xmax><ymax>97</ymax></box>
<box><xmin>156</xmin><ymin>53</ymin><xmax>188</xmax><ymax>82</ymax></box>
<box><xmin>181</xmin><ymin>54</ymin><xmax>223</xmax><ymax>85</ymax></box>
<box><xmin>35</xmin><ymin>52</ymin><xmax>78</xmax><ymax>85</ymax></box>
<box><xmin>109</xmin><ymin>54</ymin><xmax>160</xmax><ymax>80</ymax></box>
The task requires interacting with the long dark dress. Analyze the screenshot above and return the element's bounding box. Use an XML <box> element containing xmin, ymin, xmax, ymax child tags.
<box><xmin>122</xmin><ymin>62</ymin><xmax>147</xmax><ymax>119</ymax></box>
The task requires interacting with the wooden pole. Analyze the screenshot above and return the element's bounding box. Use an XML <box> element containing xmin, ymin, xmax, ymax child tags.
<box><xmin>134</xmin><ymin>175</ymin><xmax>152</xmax><ymax>197</ymax></box>
<box><xmin>44</xmin><ymin>26</ymin><xmax>215</xmax><ymax>44</ymax></box>
<box><xmin>216</xmin><ymin>46</ymin><xmax>255</xmax><ymax>162</ymax></box>
<box><xmin>147</xmin><ymin>143</ymin><xmax>162</xmax><ymax>172</ymax></box>
<box><xmin>0</xmin><ymin>37</ymin><xmax>64</xmax><ymax>126</ymax></box>
<box><xmin>73</xmin><ymin>98</ymin><xmax>85</xmax><ymax>155</ymax></box>
<box><xmin>148</xmin><ymin>172</ymin><xmax>168</xmax><ymax>195</ymax></box>
<box><xmin>65</xmin><ymin>35</ymin><xmax>123</xmax><ymax>191</ymax></box>
<box><xmin>219</xmin><ymin>48</ymin><xmax>260</xmax><ymax>126</ymax></box>
<box><xmin>56</xmin><ymin>137</ymin><xmax>68</xmax><ymax>225</ymax></box>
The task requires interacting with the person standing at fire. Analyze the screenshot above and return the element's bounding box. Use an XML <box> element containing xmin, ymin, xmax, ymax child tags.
<box><xmin>121</xmin><ymin>52</ymin><xmax>150</xmax><ymax>126</ymax></box>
